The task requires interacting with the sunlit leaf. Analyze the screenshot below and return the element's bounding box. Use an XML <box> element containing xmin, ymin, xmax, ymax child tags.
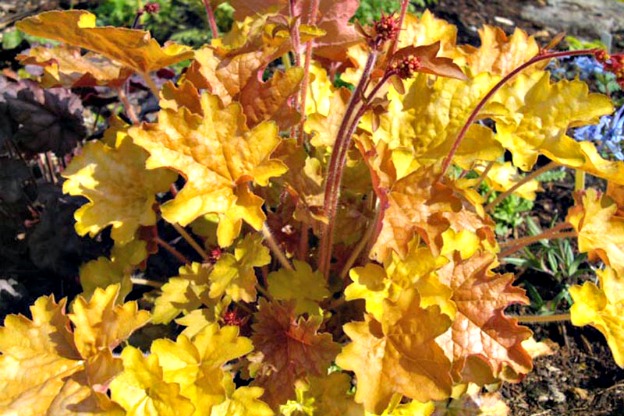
<box><xmin>109</xmin><ymin>346</ymin><xmax>195</xmax><ymax>416</ymax></box>
<box><xmin>63</xmin><ymin>133</ymin><xmax>176</xmax><ymax>244</ymax></box>
<box><xmin>153</xmin><ymin>262</ymin><xmax>212</xmax><ymax>324</ymax></box>
<box><xmin>490</xmin><ymin>72</ymin><xmax>614</xmax><ymax>173</ymax></box>
<box><xmin>210</xmin><ymin>386</ymin><xmax>274</xmax><ymax>416</ymax></box>
<box><xmin>267</xmin><ymin>260</ymin><xmax>329</xmax><ymax>316</ymax></box>
<box><xmin>69</xmin><ymin>285</ymin><xmax>151</xmax><ymax>358</ymax></box>
<box><xmin>79</xmin><ymin>239</ymin><xmax>148</xmax><ymax>301</ymax></box>
<box><xmin>567</xmin><ymin>189</ymin><xmax>624</xmax><ymax>275</ymax></box>
<box><xmin>570</xmin><ymin>267</ymin><xmax>624</xmax><ymax>367</ymax></box>
<box><xmin>209</xmin><ymin>234</ymin><xmax>271</xmax><ymax>302</ymax></box>
<box><xmin>150</xmin><ymin>323</ymin><xmax>254</xmax><ymax>414</ymax></box>
<box><xmin>129</xmin><ymin>92</ymin><xmax>287</xmax><ymax>246</ymax></box>
<box><xmin>0</xmin><ymin>285</ymin><xmax>148</xmax><ymax>414</ymax></box>
<box><xmin>16</xmin><ymin>10</ymin><xmax>193</xmax><ymax>74</ymax></box>
<box><xmin>17</xmin><ymin>44</ymin><xmax>132</xmax><ymax>88</ymax></box>
<box><xmin>336</xmin><ymin>288</ymin><xmax>452</xmax><ymax>413</ymax></box>
<box><xmin>459</xmin><ymin>26</ymin><xmax>541</xmax><ymax>76</ymax></box>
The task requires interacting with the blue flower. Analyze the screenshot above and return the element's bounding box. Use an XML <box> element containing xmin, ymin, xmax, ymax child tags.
<box><xmin>573</xmin><ymin>105</ymin><xmax>624</xmax><ymax>161</ymax></box>
<box><xmin>573</xmin><ymin>56</ymin><xmax>604</xmax><ymax>80</ymax></box>
<box><xmin>547</xmin><ymin>56</ymin><xmax>604</xmax><ymax>81</ymax></box>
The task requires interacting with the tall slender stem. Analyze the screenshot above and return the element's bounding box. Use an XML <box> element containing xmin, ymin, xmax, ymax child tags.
<box><xmin>499</xmin><ymin>231</ymin><xmax>577</xmax><ymax>259</ymax></box>
<box><xmin>474</xmin><ymin>160</ymin><xmax>495</xmax><ymax>189</ymax></box>
<box><xmin>289</xmin><ymin>0</ymin><xmax>302</xmax><ymax>67</ymax></box>
<box><xmin>117</xmin><ymin>86</ymin><xmax>139</xmax><ymax>125</ymax></box>
<box><xmin>131</xmin><ymin>277</ymin><xmax>163</xmax><ymax>289</ymax></box>
<box><xmin>202</xmin><ymin>0</ymin><xmax>219</xmax><ymax>40</ymax></box>
<box><xmin>172</xmin><ymin>223</ymin><xmax>210</xmax><ymax>261</ymax></box>
<box><xmin>297</xmin><ymin>0</ymin><xmax>320</xmax><ymax>146</ymax></box>
<box><xmin>389</xmin><ymin>0</ymin><xmax>410</xmax><ymax>55</ymax></box>
<box><xmin>262</xmin><ymin>223</ymin><xmax>294</xmax><ymax>271</ymax></box>
<box><xmin>485</xmin><ymin>161</ymin><xmax>559</xmax><ymax>213</ymax></box>
<box><xmin>339</xmin><ymin>201</ymin><xmax>381</xmax><ymax>279</ymax></box>
<box><xmin>140</xmin><ymin>71</ymin><xmax>160</xmax><ymax>98</ymax></box>
<box><xmin>156</xmin><ymin>236</ymin><xmax>190</xmax><ymax>264</ymax></box>
<box><xmin>438</xmin><ymin>49</ymin><xmax>601</xmax><ymax>180</ymax></box>
<box><xmin>510</xmin><ymin>313</ymin><xmax>571</xmax><ymax>324</ymax></box>
<box><xmin>318</xmin><ymin>51</ymin><xmax>379</xmax><ymax>278</ymax></box>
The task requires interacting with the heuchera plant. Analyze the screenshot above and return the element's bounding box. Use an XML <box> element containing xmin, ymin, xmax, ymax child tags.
<box><xmin>2</xmin><ymin>0</ymin><xmax>624</xmax><ymax>414</ymax></box>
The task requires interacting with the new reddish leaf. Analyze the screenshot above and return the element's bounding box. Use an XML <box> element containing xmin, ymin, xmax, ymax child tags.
<box><xmin>251</xmin><ymin>299</ymin><xmax>340</xmax><ymax>408</ymax></box>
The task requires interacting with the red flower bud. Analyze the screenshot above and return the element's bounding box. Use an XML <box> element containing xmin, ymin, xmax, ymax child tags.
<box><xmin>143</xmin><ymin>2</ymin><xmax>160</xmax><ymax>14</ymax></box>
<box><xmin>392</xmin><ymin>55</ymin><xmax>422</xmax><ymax>79</ymax></box>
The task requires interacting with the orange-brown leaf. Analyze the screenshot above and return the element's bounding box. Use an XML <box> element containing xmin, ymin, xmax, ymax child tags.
<box><xmin>391</xmin><ymin>42</ymin><xmax>467</xmax><ymax>80</ymax></box>
<box><xmin>251</xmin><ymin>299</ymin><xmax>340</xmax><ymax>408</ymax></box>
<box><xmin>436</xmin><ymin>252</ymin><xmax>533</xmax><ymax>383</ymax></box>
<box><xmin>16</xmin><ymin>10</ymin><xmax>192</xmax><ymax>74</ymax></box>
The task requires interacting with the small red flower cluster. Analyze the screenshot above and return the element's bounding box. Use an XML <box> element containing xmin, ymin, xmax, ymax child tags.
<box><xmin>222</xmin><ymin>308</ymin><xmax>247</xmax><ymax>327</ymax></box>
<box><xmin>392</xmin><ymin>55</ymin><xmax>422</xmax><ymax>79</ymax></box>
<box><xmin>371</xmin><ymin>13</ymin><xmax>401</xmax><ymax>48</ymax></box>
<box><xmin>142</xmin><ymin>2</ymin><xmax>160</xmax><ymax>15</ymax></box>
<box><xmin>596</xmin><ymin>49</ymin><xmax>624</xmax><ymax>88</ymax></box>
<box><xmin>209</xmin><ymin>247</ymin><xmax>223</xmax><ymax>263</ymax></box>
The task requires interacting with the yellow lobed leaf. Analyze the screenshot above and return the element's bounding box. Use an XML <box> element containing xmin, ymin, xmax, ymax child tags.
<box><xmin>491</xmin><ymin>71</ymin><xmax>614</xmax><ymax>173</ymax></box>
<box><xmin>62</xmin><ymin>134</ymin><xmax>176</xmax><ymax>244</ymax></box>
<box><xmin>306</xmin><ymin>87</ymin><xmax>350</xmax><ymax>149</ymax></box>
<box><xmin>109</xmin><ymin>346</ymin><xmax>195</xmax><ymax>416</ymax></box>
<box><xmin>176</xmin><ymin>305</ymin><xmax>230</xmax><ymax>339</ymax></box>
<box><xmin>386</xmin><ymin>242</ymin><xmax>456</xmax><ymax>318</ymax></box>
<box><xmin>369</xmin><ymin>166</ymin><xmax>495</xmax><ymax>263</ymax></box>
<box><xmin>70</xmin><ymin>285</ymin><xmax>151</xmax><ymax>358</ymax></box>
<box><xmin>209</xmin><ymin>386</ymin><xmax>274</xmax><ymax>416</ymax></box>
<box><xmin>80</xmin><ymin>239</ymin><xmax>148</xmax><ymax>302</ymax></box>
<box><xmin>399</xmin><ymin>10</ymin><xmax>459</xmax><ymax>58</ymax></box>
<box><xmin>47</xmin><ymin>372</ymin><xmax>125</xmax><ymax>416</ymax></box>
<box><xmin>305</xmin><ymin>373</ymin><xmax>365</xmax><ymax>416</ymax></box>
<box><xmin>160</xmin><ymin>80</ymin><xmax>203</xmax><ymax>115</ymax></box>
<box><xmin>150</xmin><ymin>323</ymin><xmax>254</xmax><ymax>414</ymax></box>
<box><xmin>459</xmin><ymin>26</ymin><xmax>541</xmax><ymax>76</ymax></box>
<box><xmin>238</xmin><ymin>66</ymin><xmax>304</xmax><ymax>130</ymax></box>
<box><xmin>0</xmin><ymin>296</ymin><xmax>82</xmax><ymax>414</ymax></box>
<box><xmin>17</xmin><ymin>44</ymin><xmax>132</xmax><ymax>88</ymax></box>
<box><xmin>152</xmin><ymin>262</ymin><xmax>212</xmax><ymax>324</ymax></box>
<box><xmin>336</xmin><ymin>289</ymin><xmax>453</xmax><ymax>414</ymax></box>
<box><xmin>570</xmin><ymin>267</ymin><xmax>624</xmax><ymax>367</ymax></box>
<box><xmin>0</xmin><ymin>285</ymin><xmax>145</xmax><ymax>414</ymax></box>
<box><xmin>129</xmin><ymin>92</ymin><xmax>288</xmax><ymax>245</ymax></box>
<box><xmin>399</xmin><ymin>72</ymin><xmax>503</xmax><ymax>168</ymax></box>
<box><xmin>209</xmin><ymin>234</ymin><xmax>271</xmax><ymax>302</ymax></box>
<box><xmin>477</xmin><ymin>161</ymin><xmax>542</xmax><ymax>201</ymax></box>
<box><xmin>16</xmin><ymin>10</ymin><xmax>193</xmax><ymax>74</ymax></box>
<box><xmin>383</xmin><ymin>400</ymin><xmax>434</xmax><ymax>416</ymax></box>
<box><xmin>346</xmin><ymin>263</ymin><xmax>397</xmax><ymax>322</ymax></box>
<box><xmin>184</xmin><ymin>15</ymin><xmax>308</xmax><ymax>126</ymax></box>
<box><xmin>567</xmin><ymin>189</ymin><xmax>624</xmax><ymax>275</ymax></box>
<box><xmin>305</xmin><ymin>63</ymin><xmax>335</xmax><ymax>116</ymax></box>
<box><xmin>267</xmin><ymin>260</ymin><xmax>329</xmax><ymax>316</ymax></box>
